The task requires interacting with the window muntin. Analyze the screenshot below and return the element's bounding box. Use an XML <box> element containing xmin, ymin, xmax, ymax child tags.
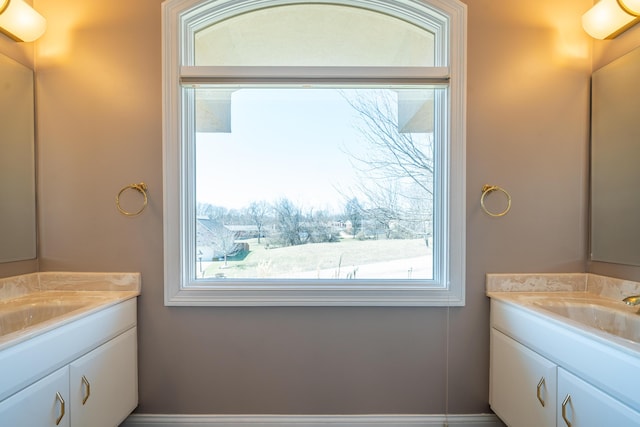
<box><xmin>163</xmin><ymin>0</ymin><xmax>466</xmax><ymax>306</ymax></box>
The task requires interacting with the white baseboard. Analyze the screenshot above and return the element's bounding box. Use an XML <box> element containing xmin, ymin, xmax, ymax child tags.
<box><xmin>120</xmin><ymin>414</ymin><xmax>505</xmax><ymax>427</ymax></box>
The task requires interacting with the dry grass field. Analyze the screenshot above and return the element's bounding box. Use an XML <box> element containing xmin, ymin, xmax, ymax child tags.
<box><xmin>203</xmin><ymin>237</ymin><xmax>431</xmax><ymax>279</ymax></box>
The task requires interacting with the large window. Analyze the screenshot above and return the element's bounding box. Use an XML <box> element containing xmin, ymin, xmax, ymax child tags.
<box><xmin>163</xmin><ymin>0</ymin><xmax>466</xmax><ymax>306</ymax></box>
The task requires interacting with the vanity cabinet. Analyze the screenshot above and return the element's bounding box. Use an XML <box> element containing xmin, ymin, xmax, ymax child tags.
<box><xmin>0</xmin><ymin>299</ymin><xmax>138</xmax><ymax>427</ymax></box>
<box><xmin>491</xmin><ymin>328</ymin><xmax>640</xmax><ymax>427</ymax></box>
<box><xmin>490</xmin><ymin>299</ymin><xmax>640</xmax><ymax>427</ymax></box>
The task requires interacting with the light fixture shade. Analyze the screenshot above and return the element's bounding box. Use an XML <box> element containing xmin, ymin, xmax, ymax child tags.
<box><xmin>0</xmin><ymin>0</ymin><xmax>46</xmax><ymax>42</ymax></box>
<box><xmin>618</xmin><ymin>0</ymin><xmax>640</xmax><ymax>15</ymax></box>
<box><xmin>582</xmin><ymin>0</ymin><xmax>638</xmax><ymax>39</ymax></box>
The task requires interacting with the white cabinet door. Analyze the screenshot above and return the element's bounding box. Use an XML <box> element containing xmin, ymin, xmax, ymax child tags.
<box><xmin>557</xmin><ymin>368</ymin><xmax>640</xmax><ymax>427</ymax></box>
<box><xmin>490</xmin><ymin>329</ymin><xmax>557</xmax><ymax>427</ymax></box>
<box><xmin>0</xmin><ymin>366</ymin><xmax>70</xmax><ymax>427</ymax></box>
<box><xmin>69</xmin><ymin>327</ymin><xmax>137</xmax><ymax>427</ymax></box>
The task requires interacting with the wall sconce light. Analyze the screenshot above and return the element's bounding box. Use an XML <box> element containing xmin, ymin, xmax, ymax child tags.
<box><xmin>582</xmin><ymin>0</ymin><xmax>640</xmax><ymax>39</ymax></box>
<box><xmin>0</xmin><ymin>0</ymin><xmax>46</xmax><ymax>42</ymax></box>
<box><xmin>619</xmin><ymin>0</ymin><xmax>640</xmax><ymax>14</ymax></box>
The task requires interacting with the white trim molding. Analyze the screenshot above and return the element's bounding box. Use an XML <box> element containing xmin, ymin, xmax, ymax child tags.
<box><xmin>163</xmin><ymin>0</ymin><xmax>467</xmax><ymax>306</ymax></box>
<box><xmin>121</xmin><ymin>414</ymin><xmax>504</xmax><ymax>427</ymax></box>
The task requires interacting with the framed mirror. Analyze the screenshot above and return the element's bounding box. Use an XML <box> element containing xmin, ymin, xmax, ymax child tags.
<box><xmin>0</xmin><ymin>53</ymin><xmax>37</xmax><ymax>262</ymax></box>
<box><xmin>590</xmin><ymin>46</ymin><xmax>640</xmax><ymax>266</ymax></box>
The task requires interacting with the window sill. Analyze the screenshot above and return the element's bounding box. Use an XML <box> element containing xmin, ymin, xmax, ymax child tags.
<box><xmin>164</xmin><ymin>284</ymin><xmax>465</xmax><ymax>306</ymax></box>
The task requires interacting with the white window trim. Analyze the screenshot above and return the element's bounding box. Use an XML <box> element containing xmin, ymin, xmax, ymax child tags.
<box><xmin>162</xmin><ymin>0</ymin><xmax>467</xmax><ymax>306</ymax></box>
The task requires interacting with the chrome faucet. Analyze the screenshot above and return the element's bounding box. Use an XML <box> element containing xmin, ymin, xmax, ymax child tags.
<box><xmin>623</xmin><ymin>295</ymin><xmax>640</xmax><ymax>306</ymax></box>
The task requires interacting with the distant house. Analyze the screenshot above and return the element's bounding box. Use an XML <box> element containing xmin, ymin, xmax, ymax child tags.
<box><xmin>223</xmin><ymin>224</ymin><xmax>259</xmax><ymax>240</ymax></box>
<box><xmin>196</xmin><ymin>217</ymin><xmax>254</xmax><ymax>260</ymax></box>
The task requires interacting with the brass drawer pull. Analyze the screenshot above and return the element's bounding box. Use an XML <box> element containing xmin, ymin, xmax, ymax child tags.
<box><xmin>55</xmin><ymin>392</ymin><xmax>65</xmax><ymax>425</ymax></box>
<box><xmin>561</xmin><ymin>394</ymin><xmax>573</xmax><ymax>427</ymax></box>
<box><xmin>81</xmin><ymin>375</ymin><xmax>91</xmax><ymax>405</ymax></box>
<box><xmin>536</xmin><ymin>377</ymin><xmax>546</xmax><ymax>407</ymax></box>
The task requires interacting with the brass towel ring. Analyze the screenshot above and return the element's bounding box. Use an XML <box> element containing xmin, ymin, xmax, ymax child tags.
<box><xmin>481</xmin><ymin>184</ymin><xmax>511</xmax><ymax>217</ymax></box>
<box><xmin>116</xmin><ymin>183</ymin><xmax>148</xmax><ymax>216</ymax></box>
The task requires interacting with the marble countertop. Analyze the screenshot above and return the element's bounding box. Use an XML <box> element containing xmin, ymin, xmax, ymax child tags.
<box><xmin>0</xmin><ymin>272</ymin><xmax>140</xmax><ymax>351</ymax></box>
<box><xmin>486</xmin><ymin>273</ymin><xmax>640</xmax><ymax>355</ymax></box>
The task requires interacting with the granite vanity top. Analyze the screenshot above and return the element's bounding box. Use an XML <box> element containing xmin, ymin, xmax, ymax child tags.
<box><xmin>486</xmin><ymin>273</ymin><xmax>640</xmax><ymax>354</ymax></box>
<box><xmin>0</xmin><ymin>272</ymin><xmax>140</xmax><ymax>351</ymax></box>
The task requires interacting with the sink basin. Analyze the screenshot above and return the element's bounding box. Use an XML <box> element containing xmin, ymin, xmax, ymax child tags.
<box><xmin>0</xmin><ymin>301</ymin><xmax>88</xmax><ymax>337</ymax></box>
<box><xmin>534</xmin><ymin>300</ymin><xmax>640</xmax><ymax>344</ymax></box>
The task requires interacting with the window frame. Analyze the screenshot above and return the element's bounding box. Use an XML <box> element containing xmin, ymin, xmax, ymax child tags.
<box><xmin>162</xmin><ymin>0</ymin><xmax>467</xmax><ymax>306</ymax></box>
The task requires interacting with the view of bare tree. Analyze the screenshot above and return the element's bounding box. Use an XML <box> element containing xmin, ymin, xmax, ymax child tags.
<box><xmin>247</xmin><ymin>201</ymin><xmax>269</xmax><ymax>244</ymax></box>
<box><xmin>344</xmin><ymin>197</ymin><xmax>363</xmax><ymax>238</ymax></box>
<box><xmin>273</xmin><ymin>198</ymin><xmax>304</xmax><ymax>247</ymax></box>
<box><xmin>213</xmin><ymin>225</ymin><xmax>237</xmax><ymax>267</ymax></box>
<box><xmin>341</xmin><ymin>90</ymin><xmax>434</xmax><ymax>239</ymax></box>
<box><xmin>342</xmin><ymin>89</ymin><xmax>434</xmax><ymax>197</ymax></box>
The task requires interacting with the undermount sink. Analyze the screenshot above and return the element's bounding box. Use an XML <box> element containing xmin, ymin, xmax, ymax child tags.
<box><xmin>0</xmin><ymin>292</ymin><xmax>116</xmax><ymax>340</ymax></box>
<box><xmin>0</xmin><ymin>272</ymin><xmax>141</xmax><ymax>353</ymax></box>
<box><xmin>0</xmin><ymin>301</ymin><xmax>88</xmax><ymax>337</ymax></box>
<box><xmin>533</xmin><ymin>300</ymin><xmax>640</xmax><ymax>344</ymax></box>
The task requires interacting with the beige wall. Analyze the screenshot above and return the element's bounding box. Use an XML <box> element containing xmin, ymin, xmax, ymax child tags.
<box><xmin>2</xmin><ymin>0</ymin><xmax>599</xmax><ymax>415</ymax></box>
